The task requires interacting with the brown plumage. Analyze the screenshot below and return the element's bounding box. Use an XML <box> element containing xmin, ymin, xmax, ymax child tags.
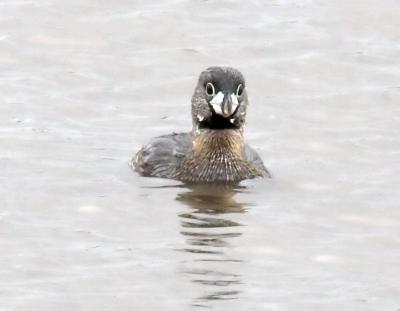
<box><xmin>131</xmin><ymin>66</ymin><xmax>270</xmax><ymax>184</ymax></box>
<box><xmin>174</xmin><ymin>130</ymin><xmax>264</xmax><ymax>183</ymax></box>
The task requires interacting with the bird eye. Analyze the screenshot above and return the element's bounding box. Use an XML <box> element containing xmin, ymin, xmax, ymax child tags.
<box><xmin>205</xmin><ymin>82</ymin><xmax>215</xmax><ymax>97</ymax></box>
<box><xmin>236</xmin><ymin>84</ymin><xmax>244</xmax><ymax>97</ymax></box>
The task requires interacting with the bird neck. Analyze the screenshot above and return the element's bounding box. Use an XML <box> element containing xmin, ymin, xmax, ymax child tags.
<box><xmin>175</xmin><ymin>129</ymin><xmax>259</xmax><ymax>183</ymax></box>
<box><xmin>192</xmin><ymin>129</ymin><xmax>244</xmax><ymax>158</ymax></box>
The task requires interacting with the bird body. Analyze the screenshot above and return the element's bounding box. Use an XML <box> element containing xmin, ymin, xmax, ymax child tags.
<box><xmin>131</xmin><ymin>67</ymin><xmax>270</xmax><ymax>184</ymax></box>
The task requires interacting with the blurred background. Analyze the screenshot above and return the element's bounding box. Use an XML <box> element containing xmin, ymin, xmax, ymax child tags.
<box><xmin>1</xmin><ymin>0</ymin><xmax>399</xmax><ymax>310</ymax></box>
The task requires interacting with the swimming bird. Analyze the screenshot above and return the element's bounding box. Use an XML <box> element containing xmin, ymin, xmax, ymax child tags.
<box><xmin>130</xmin><ymin>66</ymin><xmax>270</xmax><ymax>184</ymax></box>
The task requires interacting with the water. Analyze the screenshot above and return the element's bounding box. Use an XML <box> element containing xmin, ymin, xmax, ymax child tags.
<box><xmin>1</xmin><ymin>0</ymin><xmax>400</xmax><ymax>310</ymax></box>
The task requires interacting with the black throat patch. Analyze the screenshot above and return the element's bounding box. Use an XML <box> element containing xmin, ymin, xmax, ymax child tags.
<box><xmin>198</xmin><ymin>114</ymin><xmax>240</xmax><ymax>130</ymax></box>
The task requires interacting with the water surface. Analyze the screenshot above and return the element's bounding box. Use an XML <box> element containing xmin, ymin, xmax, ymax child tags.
<box><xmin>1</xmin><ymin>0</ymin><xmax>400</xmax><ymax>310</ymax></box>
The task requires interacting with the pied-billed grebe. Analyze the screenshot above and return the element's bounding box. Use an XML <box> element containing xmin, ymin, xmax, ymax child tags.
<box><xmin>131</xmin><ymin>66</ymin><xmax>270</xmax><ymax>183</ymax></box>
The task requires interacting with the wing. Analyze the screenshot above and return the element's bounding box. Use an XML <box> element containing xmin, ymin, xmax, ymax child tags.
<box><xmin>244</xmin><ymin>144</ymin><xmax>271</xmax><ymax>178</ymax></box>
<box><xmin>131</xmin><ymin>132</ymin><xmax>192</xmax><ymax>178</ymax></box>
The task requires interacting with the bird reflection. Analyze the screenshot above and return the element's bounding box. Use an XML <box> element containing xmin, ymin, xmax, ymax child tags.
<box><xmin>176</xmin><ymin>184</ymin><xmax>247</xmax><ymax>308</ymax></box>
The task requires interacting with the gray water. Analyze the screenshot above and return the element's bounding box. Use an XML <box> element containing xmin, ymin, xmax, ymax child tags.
<box><xmin>1</xmin><ymin>0</ymin><xmax>400</xmax><ymax>310</ymax></box>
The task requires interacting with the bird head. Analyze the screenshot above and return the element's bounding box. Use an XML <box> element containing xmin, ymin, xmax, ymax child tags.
<box><xmin>191</xmin><ymin>67</ymin><xmax>248</xmax><ymax>132</ymax></box>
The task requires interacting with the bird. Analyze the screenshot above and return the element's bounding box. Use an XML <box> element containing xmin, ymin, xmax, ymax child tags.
<box><xmin>130</xmin><ymin>66</ymin><xmax>270</xmax><ymax>184</ymax></box>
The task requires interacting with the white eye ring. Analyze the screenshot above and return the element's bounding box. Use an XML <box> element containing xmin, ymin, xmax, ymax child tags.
<box><xmin>236</xmin><ymin>84</ymin><xmax>244</xmax><ymax>97</ymax></box>
<box><xmin>205</xmin><ymin>82</ymin><xmax>215</xmax><ymax>97</ymax></box>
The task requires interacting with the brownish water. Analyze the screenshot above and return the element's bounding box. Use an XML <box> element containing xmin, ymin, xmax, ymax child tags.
<box><xmin>1</xmin><ymin>0</ymin><xmax>400</xmax><ymax>310</ymax></box>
